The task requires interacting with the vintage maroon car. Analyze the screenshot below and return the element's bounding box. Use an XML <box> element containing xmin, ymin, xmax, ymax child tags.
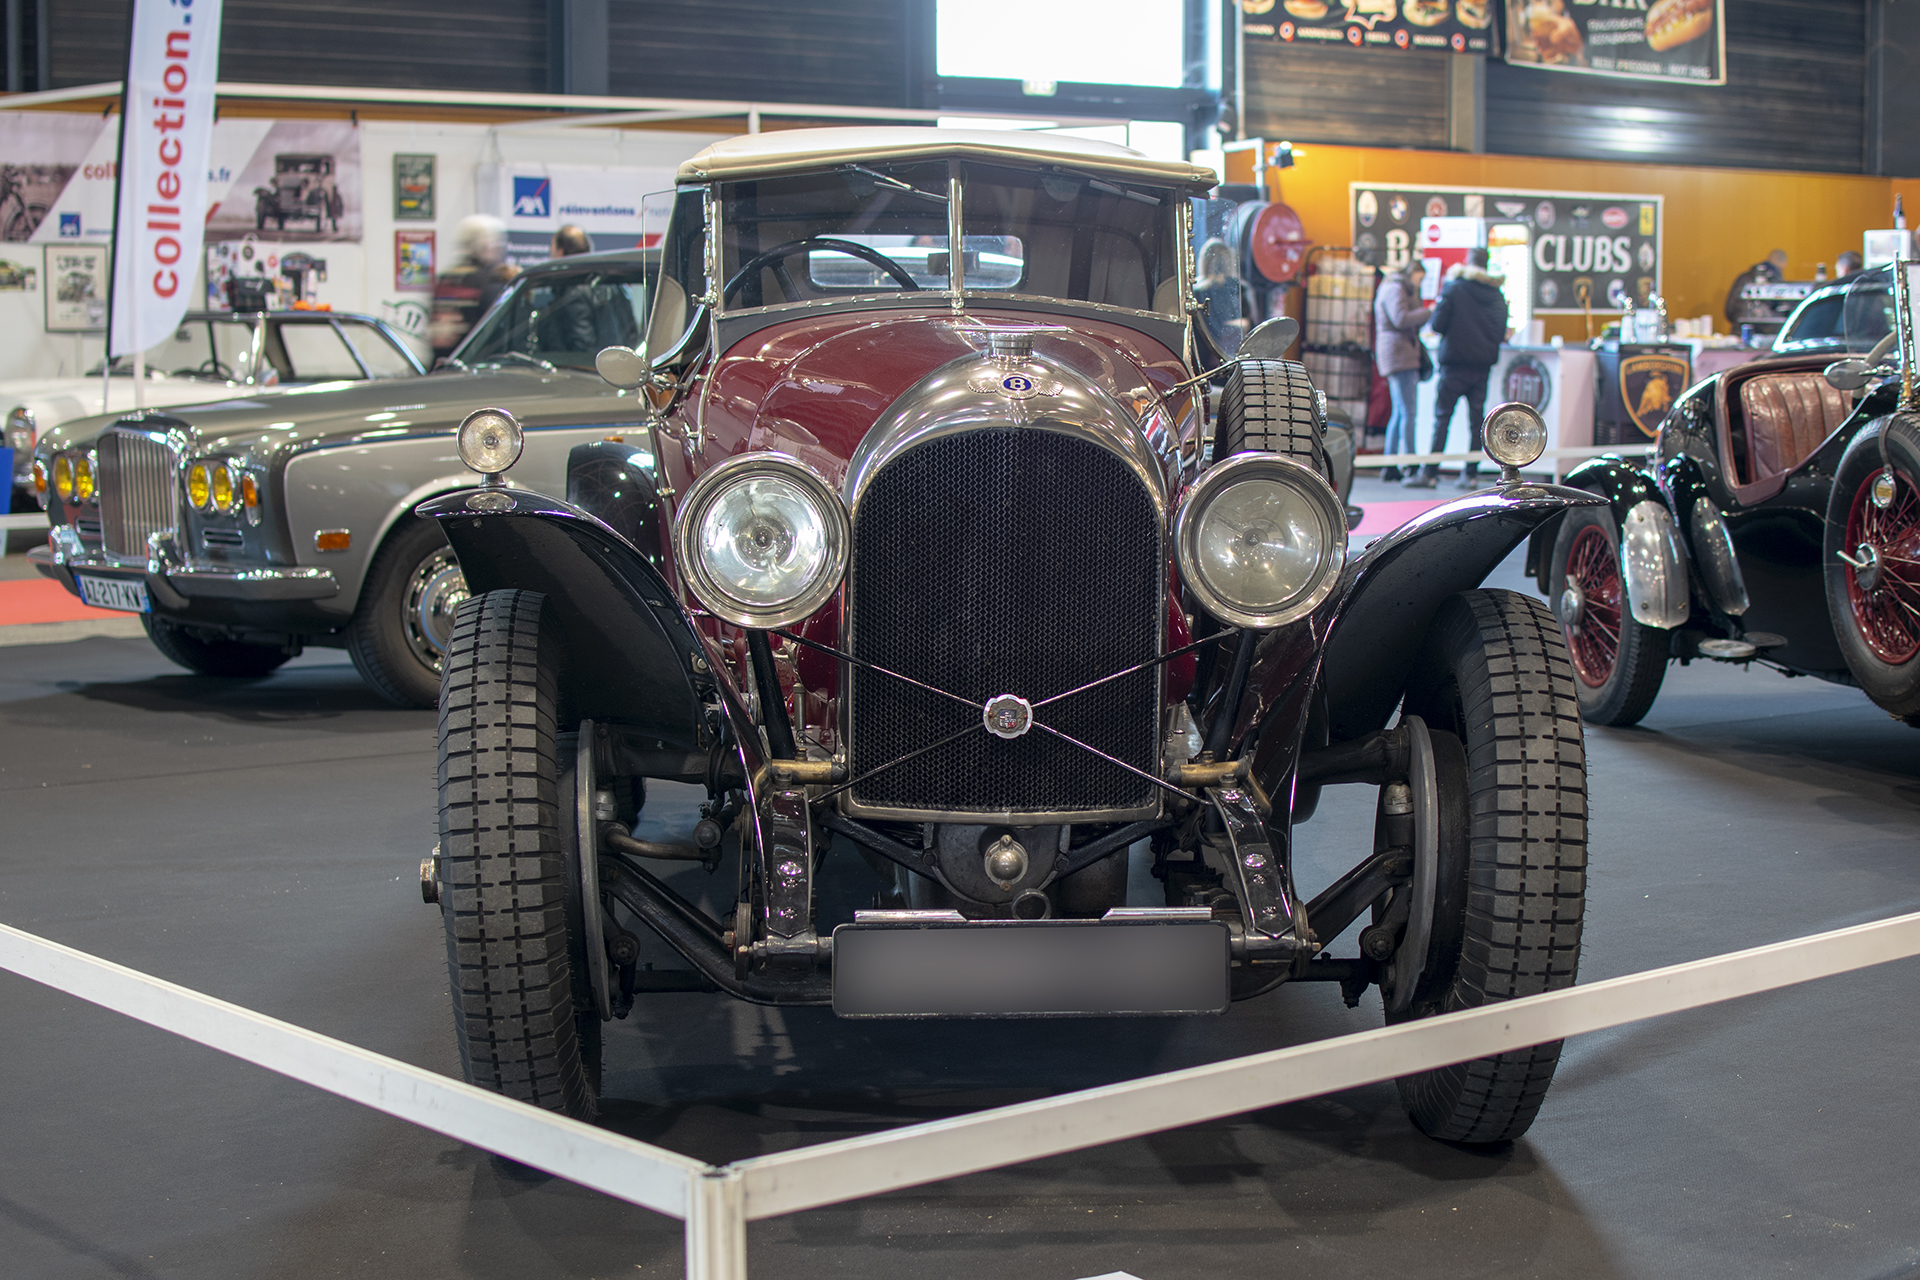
<box><xmin>419</xmin><ymin>129</ymin><xmax>1604</xmax><ymax>1146</ymax></box>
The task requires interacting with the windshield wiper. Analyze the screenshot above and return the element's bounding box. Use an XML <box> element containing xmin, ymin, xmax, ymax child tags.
<box><xmin>482</xmin><ymin>351</ymin><xmax>556</xmax><ymax>372</ymax></box>
<box><xmin>845</xmin><ymin>165</ymin><xmax>948</xmax><ymax>204</ymax></box>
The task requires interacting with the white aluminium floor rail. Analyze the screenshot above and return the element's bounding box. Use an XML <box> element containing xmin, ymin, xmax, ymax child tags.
<box><xmin>5</xmin><ymin>911</ymin><xmax>1920</xmax><ymax>1279</ymax></box>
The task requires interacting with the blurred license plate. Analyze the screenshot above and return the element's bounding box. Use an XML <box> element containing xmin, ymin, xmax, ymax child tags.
<box><xmin>74</xmin><ymin>574</ymin><xmax>150</xmax><ymax>613</ymax></box>
<box><xmin>832</xmin><ymin>919</ymin><xmax>1229</xmax><ymax>1018</ymax></box>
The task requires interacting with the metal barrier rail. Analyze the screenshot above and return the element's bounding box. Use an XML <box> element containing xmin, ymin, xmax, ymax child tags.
<box><xmin>1352</xmin><ymin>444</ymin><xmax>1651</xmax><ymax>468</ymax></box>
<box><xmin>6</xmin><ymin>911</ymin><xmax>1920</xmax><ymax>1280</ymax></box>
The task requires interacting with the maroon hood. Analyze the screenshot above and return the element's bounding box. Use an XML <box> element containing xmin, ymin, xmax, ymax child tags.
<box><xmin>688</xmin><ymin>308</ymin><xmax>1190</xmax><ymax>485</ymax></box>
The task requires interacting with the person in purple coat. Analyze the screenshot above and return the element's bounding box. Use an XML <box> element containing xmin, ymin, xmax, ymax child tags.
<box><xmin>1372</xmin><ymin>263</ymin><xmax>1431</xmax><ymax>483</ymax></box>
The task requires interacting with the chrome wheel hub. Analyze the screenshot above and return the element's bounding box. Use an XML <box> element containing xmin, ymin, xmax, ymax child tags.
<box><xmin>1559</xmin><ymin>582</ymin><xmax>1586</xmax><ymax>633</ymax></box>
<box><xmin>405</xmin><ymin>547</ymin><xmax>468</xmax><ymax>672</ymax></box>
<box><xmin>1853</xmin><ymin>542</ymin><xmax>1882</xmax><ymax>592</ymax></box>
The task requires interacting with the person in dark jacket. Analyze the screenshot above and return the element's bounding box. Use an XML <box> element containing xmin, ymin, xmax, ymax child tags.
<box><xmin>539</xmin><ymin>224</ymin><xmax>598</xmax><ymax>355</ymax></box>
<box><xmin>1410</xmin><ymin>248</ymin><xmax>1509</xmax><ymax>489</ymax></box>
<box><xmin>1372</xmin><ymin>263</ymin><xmax>1431</xmax><ymax>483</ymax></box>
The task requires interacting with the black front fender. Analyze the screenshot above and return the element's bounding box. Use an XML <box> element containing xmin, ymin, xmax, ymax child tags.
<box><xmin>1524</xmin><ymin>455</ymin><xmax>1662</xmax><ymax>592</ymax></box>
<box><xmin>419</xmin><ymin>487</ymin><xmax>708</xmax><ymax>747</ymax></box>
<box><xmin>1319</xmin><ymin>483</ymin><xmax>1606</xmax><ymax>741</ymax></box>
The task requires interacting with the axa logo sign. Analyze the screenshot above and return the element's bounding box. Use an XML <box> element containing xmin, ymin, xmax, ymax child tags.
<box><xmin>512</xmin><ymin>176</ymin><xmax>551</xmax><ymax>219</ymax></box>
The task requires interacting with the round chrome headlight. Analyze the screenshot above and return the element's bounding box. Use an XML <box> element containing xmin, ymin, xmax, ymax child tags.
<box><xmin>1175</xmin><ymin>453</ymin><xmax>1347</xmax><ymax>629</ymax></box>
<box><xmin>1483</xmin><ymin>402</ymin><xmax>1548</xmax><ymax>469</ymax></box>
<box><xmin>673</xmin><ymin>453</ymin><xmax>849</xmax><ymax>629</ymax></box>
<box><xmin>457</xmin><ymin>407</ymin><xmax>524</xmax><ymax>477</ymax></box>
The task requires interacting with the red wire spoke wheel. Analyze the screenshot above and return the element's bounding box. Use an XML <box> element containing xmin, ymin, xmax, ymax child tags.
<box><xmin>1562</xmin><ymin>524</ymin><xmax>1623</xmax><ymax>688</ymax></box>
<box><xmin>1824</xmin><ymin>416</ymin><xmax>1920</xmax><ymax>723</ymax></box>
<box><xmin>1843</xmin><ymin>465</ymin><xmax>1920</xmax><ymax>664</ymax></box>
<box><xmin>1548</xmin><ymin>506</ymin><xmax>1668</xmax><ymax>726</ymax></box>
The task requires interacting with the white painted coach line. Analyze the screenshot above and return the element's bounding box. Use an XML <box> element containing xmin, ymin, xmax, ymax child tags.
<box><xmin>5</xmin><ymin>911</ymin><xmax>1920</xmax><ymax>1280</ymax></box>
<box><xmin>0</xmin><ymin>923</ymin><xmax>705</xmax><ymax>1219</ymax></box>
<box><xmin>1352</xmin><ymin>443</ymin><xmax>1650</xmax><ymax>467</ymax></box>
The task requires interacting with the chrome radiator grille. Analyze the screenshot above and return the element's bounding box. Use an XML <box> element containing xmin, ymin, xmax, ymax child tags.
<box><xmin>846</xmin><ymin>429</ymin><xmax>1163</xmax><ymax>818</ymax></box>
<box><xmin>98</xmin><ymin>431</ymin><xmax>179</xmax><ymax>559</ymax></box>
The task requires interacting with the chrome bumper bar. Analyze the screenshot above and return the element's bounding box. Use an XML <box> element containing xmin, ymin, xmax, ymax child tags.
<box><xmin>31</xmin><ymin>535</ymin><xmax>338</xmax><ymax>606</ymax></box>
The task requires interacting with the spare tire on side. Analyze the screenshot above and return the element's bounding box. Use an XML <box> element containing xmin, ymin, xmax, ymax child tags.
<box><xmin>1215</xmin><ymin>358</ymin><xmax>1330</xmax><ymax>481</ymax></box>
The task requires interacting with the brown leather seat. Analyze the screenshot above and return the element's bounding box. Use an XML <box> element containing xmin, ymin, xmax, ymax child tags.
<box><xmin>1737</xmin><ymin>372</ymin><xmax>1851</xmax><ymax>484</ymax></box>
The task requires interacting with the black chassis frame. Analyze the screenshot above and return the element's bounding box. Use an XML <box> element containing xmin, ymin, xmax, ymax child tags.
<box><xmin>423</xmin><ymin>440</ymin><xmax>1602</xmax><ymax>1009</ymax></box>
<box><xmin>1524</xmin><ymin>360</ymin><xmax>1901</xmax><ymax>683</ymax></box>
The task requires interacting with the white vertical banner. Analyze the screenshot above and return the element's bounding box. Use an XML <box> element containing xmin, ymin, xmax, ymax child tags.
<box><xmin>108</xmin><ymin>0</ymin><xmax>222</xmax><ymax>357</ymax></box>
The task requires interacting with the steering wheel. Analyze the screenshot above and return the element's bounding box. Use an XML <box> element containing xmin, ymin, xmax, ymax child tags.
<box><xmin>722</xmin><ymin>236</ymin><xmax>921</xmax><ymax>305</ymax></box>
<box><xmin>172</xmin><ymin>357</ymin><xmax>235</xmax><ymax>380</ymax></box>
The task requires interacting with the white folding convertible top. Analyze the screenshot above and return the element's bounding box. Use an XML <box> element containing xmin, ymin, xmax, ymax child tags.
<box><xmin>676</xmin><ymin>126</ymin><xmax>1217</xmax><ymax>189</ymax></box>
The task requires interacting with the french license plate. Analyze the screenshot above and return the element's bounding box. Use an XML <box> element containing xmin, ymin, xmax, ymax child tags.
<box><xmin>832</xmin><ymin>918</ymin><xmax>1229</xmax><ymax>1018</ymax></box>
<box><xmin>74</xmin><ymin>574</ymin><xmax>151</xmax><ymax>613</ymax></box>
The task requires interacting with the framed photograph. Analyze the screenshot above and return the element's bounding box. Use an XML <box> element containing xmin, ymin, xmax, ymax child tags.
<box><xmin>394</xmin><ymin>153</ymin><xmax>435</xmax><ymax>221</ymax></box>
<box><xmin>395</xmin><ymin>229</ymin><xmax>435</xmax><ymax>291</ymax></box>
<box><xmin>44</xmin><ymin>244</ymin><xmax>105</xmax><ymax>332</ymax></box>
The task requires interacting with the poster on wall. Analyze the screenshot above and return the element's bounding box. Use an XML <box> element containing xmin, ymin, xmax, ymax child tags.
<box><xmin>1504</xmin><ymin>0</ymin><xmax>1723</xmax><ymax>84</ymax></box>
<box><xmin>44</xmin><ymin>245</ymin><xmax>102</xmax><ymax>331</ymax></box>
<box><xmin>204</xmin><ymin>239</ymin><xmax>353</xmax><ymax>311</ymax></box>
<box><xmin>394</xmin><ymin>153</ymin><xmax>434</xmax><ymax>221</ymax></box>
<box><xmin>395</xmin><ymin>229</ymin><xmax>434</xmax><ymax>290</ymax></box>
<box><xmin>1241</xmin><ymin>0</ymin><xmax>1494</xmax><ymax>55</ymax></box>
<box><xmin>1351</xmin><ymin>183</ymin><xmax>1663</xmax><ymax>315</ymax></box>
<box><xmin>483</xmin><ymin>163</ymin><xmax>678</xmax><ymax>269</ymax></box>
<box><xmin>205</xmin><ymin>119</ymin><xmax>362</xmax><ymax>244</ymax></box>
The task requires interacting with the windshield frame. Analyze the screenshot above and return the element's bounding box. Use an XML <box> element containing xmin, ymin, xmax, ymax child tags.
<box><xmin>707</xmin><ymin>157</ymin><xmax>1194</xmax><ymax>329</ymax></box>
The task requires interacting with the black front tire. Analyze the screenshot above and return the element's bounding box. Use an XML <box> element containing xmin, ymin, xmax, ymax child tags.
<box><xmin>1549</xmin><ymin>506</ymin><xmax>1667</xmax><ymax>727</ymax></box>
<box><xmin>142</xmin><ymin>616</ymin><xmax>291</xmax><ymax>678</ymax></box>
<box><xmin>346</xmin><ymin>515</ymin><xmax>467</xmax><ymax>709</ymax></box>
<box><xmin>1396</xmin><ymin>589</ymin><xmax>1588</xmax><ymax>1145</ymax></box>
<box><xmin>438</xmin><ymin>589</ymin><xmax>599</xmax><ymax>1118</ymax></box>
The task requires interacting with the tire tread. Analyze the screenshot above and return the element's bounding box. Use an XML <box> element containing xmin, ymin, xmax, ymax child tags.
<box><xmin>1398</xmin><ymin>588</ymin><xmax>1587</xmax><ymax>1144</ymax></box>
<box><xmin>437</xmin><ymin>589</ymin><xmax>596</xmax><ymax>1119</ymax></box>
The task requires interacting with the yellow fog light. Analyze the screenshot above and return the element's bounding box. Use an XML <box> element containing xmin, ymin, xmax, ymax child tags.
<box><xmin>211</xmin><ymin>463</ymin><xmax>235</xmax><ymax>511</ymax></box>
<box><xmin>186</xmin><ymin>461</ymin><xmax>211</xmax><ymax>510</ymax></box>
<box><xmin>52</xmin><ymin>453</ymin><xmax>73</xmax><ymax>500</ymax></box>
<box><xmin>74</xmin><ymin>453</ymin><xmax>95</xmax><ymax>502</ymax></box>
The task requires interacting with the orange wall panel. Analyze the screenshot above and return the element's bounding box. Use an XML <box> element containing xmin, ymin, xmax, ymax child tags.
<box><xmin>1261</xmin><ymin>145</ymin><xmax>1906</xmax><ymax>340</ymax></box>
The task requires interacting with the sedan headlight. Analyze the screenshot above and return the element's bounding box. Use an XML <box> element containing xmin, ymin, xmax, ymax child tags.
<box><xmin>186</xmin><ymin>461</ymin><xmax>211</xmax><ymax>510</ymax></box>
<box><xmin>673</xmin><ymin>453</ymin><xmax>849</xmax><ymax>629</ymax></box>
<box><xmin>1175</xmin><ymin>453</ymin><xmax>1346</xmax><ymax>629</ymax></box>
<box><xmin>211</xmin><ymin>462</ymin><xmax>235</xmax><ymax>512</ymax></box>
<box><xmin>52</xmin><ymin>453</ymin><xmax>73</xmax><ymax>501</ymax></box>
<box><xmin>73</xmin><ymin>451</ymin><xmax>95</xmax><ymax>502</ymax></box>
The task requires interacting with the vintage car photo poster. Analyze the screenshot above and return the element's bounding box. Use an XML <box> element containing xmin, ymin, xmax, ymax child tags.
<box><xmin>395</xmin><ymin>229</ymin><xmax>434</xmax><ymax>290</ymax></box>
<box><xmin>1351</xmin><ymin>183</ymin><xmax>1662</xmax><ymax>314</ymax></box>
<box><xmin>1504</xmin><ymin>0</ymin><xmax>1723</xmax><ymax>83</ymax></box>
<box><xmin>205</xmin><ymin>119</ymin><xmax>363</xmax><ymax>243</ymax></box>
<box><xmin>394</xmin><ymin>153</ymin><xmax>434</xmax><ymax>221</ymax></box>
<box><xmin>1242</xmin><ymin>0</ymin><xmax>1494</xmax><ymax>54</ymax></box>
<box><xmin>44</xmin><ymin>244</ymin><xmax>104</xmax><ymax>331</ymax></box>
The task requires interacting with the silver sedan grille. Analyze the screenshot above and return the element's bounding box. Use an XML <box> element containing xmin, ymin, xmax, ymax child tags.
<box><xmin>99</xmin><ymin>431</ymin><xmax>179</xmax><ymax>559</ymax></box>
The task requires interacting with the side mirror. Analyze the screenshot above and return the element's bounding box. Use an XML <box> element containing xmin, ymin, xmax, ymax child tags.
<box><xmin>595</xmin><ymin>344</ymin><xmax>650</xmax><ymax>390</ymax></box>
<box><xmin>1823</xmin><ymin>358</ymin><xmax>1874</xmax><ymax>391</ymax></box>
<box><xmin>1240</xmin><ymin>315</ymin><xmax>1300</xmax><ymax>361</ymax></box>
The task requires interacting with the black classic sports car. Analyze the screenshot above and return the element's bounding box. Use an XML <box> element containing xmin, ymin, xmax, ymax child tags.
<box><xmin>1529</xmin><ymin>264</ymin><xmax>1920</xmax><ymax>726</ymax></box>
<box><xmin>418</xmin><ymin>127</ymin><xmax>1606</xmax><ymax>1147</ymax></box>
<box><xmin>30</xmin><ymin>252</ymin><xmax>653</xmax><ymax>706</ymax></box>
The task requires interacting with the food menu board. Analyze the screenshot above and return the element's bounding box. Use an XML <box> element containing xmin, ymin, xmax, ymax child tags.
<box><xmin>1241</xmin><ymin>0</ymin><xmax>1494</xmax><ymax>55</ymax></box>
<box><xmin>1505</xmin><ymin>0</ymin><xmax>1723</xmax><ymax>84</ymax></box>
<box><xmin>1350</xmin><ymin>185</ymin><xmax>1663</xmax><ymax>315</ymax></box>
